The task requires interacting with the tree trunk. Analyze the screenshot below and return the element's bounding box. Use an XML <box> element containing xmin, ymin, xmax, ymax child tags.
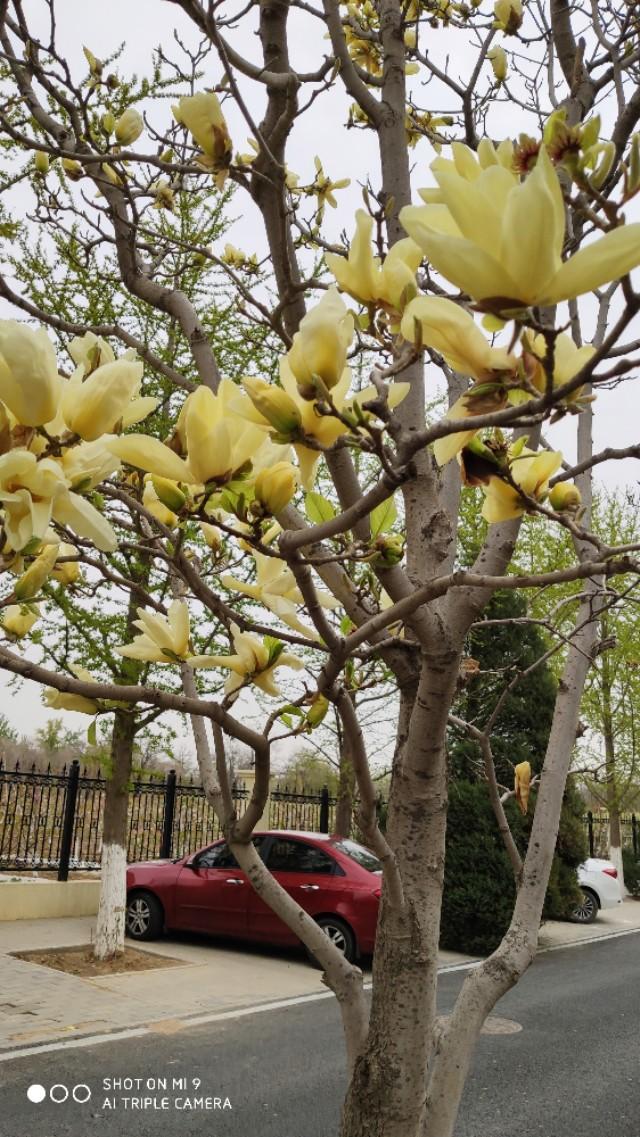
<box><xmin>600</xmin><ymin>613</ymin><xmax>626</xmax><ymax>891</ymax></box>
<box><xmin>340</xmin><ymin>664</ymin><xmax>456</xmax><ymax>1137</ymax></box>
<box><xmin>94</xmin><ymin>710</ymin><xmax>136</xmax><ymax>960</ymax></box>
<box><xmin>603</xmin><ymin>697</ymin><xmax>626</xmax><ymax>891</ymax></box>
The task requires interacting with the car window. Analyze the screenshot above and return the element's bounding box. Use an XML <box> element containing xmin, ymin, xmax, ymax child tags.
<box><xmin>331</xmin><ymin>838</ymin><xmax>381</xmax><ymax>872</ymax></box>
<box><xmin>195</xmin><ymin>836</ymin><xmax>264</xmax><ymax>869</ymax></box>
<box><xmin>266</xmin><ymin>838</ymin><xmax>336</xmax><ymax>874</ymax></box>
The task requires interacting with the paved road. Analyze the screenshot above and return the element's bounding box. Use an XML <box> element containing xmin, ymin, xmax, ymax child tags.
<box><xmin>1</xmin><ymin>933</ymin><xmax>638</xmax><ymax>1137</ymax></box>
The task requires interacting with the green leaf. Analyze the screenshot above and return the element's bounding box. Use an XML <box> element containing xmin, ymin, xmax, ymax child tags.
<box><xmin>305</xmin><ymin>491</ymin><xmax>335</xmax><ymax>525</ymax></box>
<box><xmin>370</xmin><ymin>496</ymin><xmax>397</xmax><ymax>537</ymax></box>
<box><xmin>87</xmin><ymin>719</ymin><xmax>97</xmax><ymax>747</ymax></box>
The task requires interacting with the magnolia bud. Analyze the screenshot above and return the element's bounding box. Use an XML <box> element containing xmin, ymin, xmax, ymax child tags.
<box><xmin>14</xmin><ymin>544</ymin><xmax>59</xmax><ymax>600</ymax></box>
<box><xmin>115</xmin><ymin>108</ymin><xmax>144</xmax><ymax>145</ymax></box>
<box><xmin>372</xmin><ymin>533</ymin><xmax>405</xmax><ymax>566</ymax></box>
<box><xmin>514</xmin><ymin>760</ymin><xmax>531</xmax><ymax>815</ymax></box>
<box><xmin>2</xmin><ymin>603</ymin><xmax>40</xmax><ymax>638</ymax></box>
<box><xmin>488</xmin><ymin>47</ymin><xmax>508</xmax><ymax>83</ymax></box>
<box><xmin>62</xmin><ymin>158</ymin><xmax>83</xmax><ymax>181</ymax></box>
<box><xmin>200</xmin><ymin>521</ymin><xmax>222</xmax><ymax>551</ymax></box>
<box><xmin>306</xmin><ymin>693</ymin><xmax>329</xmax><ymax>728</ymax></box>
<box><xmin>548</xmin><ymin>482</ymin><xmax>581</xmax><ymax>512</ymax></box>
<box><xmin>101</xmin><ymin>112</ymin><xmax>116</xmax><ymax>135</ymax></box>
<box><xmin>44</xmin><ymin>689</ymin><xmax>99</xmax><ymax>715</ymax></box>
<box><xmin>83</xmin><ymin>46</ymin><xmax>103</xmax><ymax>77</ymax></box>
<box><xmin>151</xmin><ymin>475</ymin><xmax>186</xmax><ymax>512</ymax></box>
<box><xmin>34</xmin><ymin>151</ymin><xmax>50</xmax><ymax>175</ymax></box>
<box><xmin>242</xmin><ymin>377</ymin><xmax>302</xmax><ymax>435</ymax></box>
<box><xmin>254</xmin><ymin>462</ymin><xmax>297</xmax><ymax>515</ymax></box>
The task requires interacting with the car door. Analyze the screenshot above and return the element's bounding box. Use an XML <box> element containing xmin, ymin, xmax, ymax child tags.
<box><xmin>174</xmin><ymin>841</ymin><xmax>253</xmax><ymax>938</ymax></box>
<box><xmin>247</xmin><ymin>837</ymin><xmax>344</xmax><ymax>944</ymax></box>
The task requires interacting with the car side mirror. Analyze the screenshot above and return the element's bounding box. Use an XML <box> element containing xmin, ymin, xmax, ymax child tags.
<box><xmin>184</xmin><ymin>858</ymin><xmax>198</xmax><ymax>869</ymax></box>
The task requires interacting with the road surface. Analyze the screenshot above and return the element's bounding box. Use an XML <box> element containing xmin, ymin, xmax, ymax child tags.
<box><xmin>1</xmin><ymin>932</ymin><xmax>638</xmax><ymax>1137</ymax></box>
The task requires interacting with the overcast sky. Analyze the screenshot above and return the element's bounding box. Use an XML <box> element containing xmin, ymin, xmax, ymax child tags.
<box><xmin>1</xmin><ymin>0</ymin><xmax>638</xmax><ymax>743</ymax></box>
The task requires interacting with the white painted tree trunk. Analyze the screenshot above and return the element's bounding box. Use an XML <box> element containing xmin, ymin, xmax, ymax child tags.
<box><xmin>608</xmin><ymin>844</ymin><xmax>627</xmax><ymax>896</ymax></box>
<box><xmin>94</xmin><ymin>843</ymin><xmax>127</xmax><ymax>960</ymax></box>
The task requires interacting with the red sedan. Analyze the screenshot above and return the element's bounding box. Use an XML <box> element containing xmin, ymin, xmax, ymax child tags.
<box><xmin>125</xmin><ymin>830</ymin><xmax>382</xmax><ymax>963</ymax></box>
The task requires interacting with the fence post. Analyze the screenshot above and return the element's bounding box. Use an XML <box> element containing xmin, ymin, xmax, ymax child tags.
<box><xmin>632</xmin><ymin>814</ymin><xmax>638</xmax><ymax>859</ymax></box>
<box><xmin>160</xmin><ymin>769</ymin><xmax>177</xmax><ymax>858</ymax></box>
<box><xmin>58</xmin><ymin>760</ymin><xmax>80</xmax><ymax>882</ymax></box>
<box><xmin>319</xmin><ymin>785</ymin><xmax>330</xmax><ymax>833</ymax></box>
<box><xmin>587</xmin><ymin>810</ymin><xmax>594</xmax><ymax>858</ymax></box>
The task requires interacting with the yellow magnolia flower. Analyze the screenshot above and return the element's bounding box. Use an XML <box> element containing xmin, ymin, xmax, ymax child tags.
<box><xmin>401</xmin><ymin>145</ymin><xmax>640</xmax><ymax>310</ymax></box>
<box><xmin>172</xmin><ymin>92</ymin><xmax>232</xmax><ymax>187</ymax></box>
<box><xmin>0</xmin><ymin>442</ymin><xmax>116</xmax><ymax>551</ymax></box>
<box><xmin>254</xmin><ymin>462</ymin><xmax>297</xmax><ymax>515</ymax></box>
<box><xmin>286</xmin><ymin>288</ymin><xmax>354</xmax><ymax>398</ymax></box>
<box><xmin>177</xmin><ymin>379</ymin><xmax>267</xmax><ymax>483</ymax></box>
<box><xmin>238</xmin><ymin>365</ymin><xmax>408</xmax><ymax>489</ymax></box>
<box><xmin>419</xmin><ymin>140</ymin><xmax>516</xmax><ymax>205</ymax></box>
<box><xmin>494</xmin><ymin>0</ymin><xmax>523</xmax><ymax>32</ymax></box>
<box><xmin>308</xmin><ymin>156</ymin><xmax>350</xmax><ymax>219</ymax></box>
<box><xmin>62</xmin><ymin>358</ymin><xmax>145</xmax><ymax>440</ymax></box>
<box><xmin>191</xmin><ymin>622</ymin><xmax>304</xmax><ymax>697</ymax></box>
<box><xmin>59</xmin><ymin>439</ymin><xmax>120</xmax><ymax>491</ymax></box>
<box><xmin>44</xmin><ymin>689</ymin><xmax>99</xmax><ymax>715</ymax></box>
<box><xmin>116</xmin><ymin>599</ymin><xmax>191</xmax><ymax>663</ymax></box>
<box><xmin>325</xmin><ymin>211</ymin><xmax>421</xmax><ymax>313</ymax></box>
<box><xmin>527</xmin><ymin>332</ymin><xmax>595</xmax><ymax>403</ymax></box>
<box><xmin>481</xmin><ymin>447</ymin><xmax>563</xmax><ymax>523</ymax></box>
<box><xmin>51</xmin><ymin>542</ymin><xmax>82</xmax><ymax>585</ymax></box>
<box><xmin>68</xmin><ymin>332</ymin><xmax>115</xmax><ymax>372</ymax></box>
<box><xmin>115</xmin><ymin>108</ymin><xmax>144</xmax><ymax>145</ymax></box>
<box><xmin>221</xmin><ymin>552</ymin><xmax>337</xmax><ymax>639</ymax></box>
<box><xmin>0</xmin><ymin>451</ymin><xmax>65</xmax><ymax>551</ymax></box>
<box><xmin>402</xmin><ymin>297</ymin><xmax>518</xmax><ymax>466</ymax></box>
<box><xmin>0</xmin><ymin>321</ymin><xmax>60</xmax><ymax>426</ymax></box>
<box><xmin>2</xmin><ymin>603</ymin><xmax>40</xmax><ymax>638</ymax></box>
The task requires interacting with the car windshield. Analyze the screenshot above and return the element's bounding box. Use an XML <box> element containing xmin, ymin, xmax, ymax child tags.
<box><xmin>332</xmin><ymin>838</ymin><xmax>381</xmax><ymax>872</ymax></box>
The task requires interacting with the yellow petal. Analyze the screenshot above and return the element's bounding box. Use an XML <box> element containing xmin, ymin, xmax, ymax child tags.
<box><xmin>543</xmin><ymin>223</ymin><xmax>640</xmax><ymax>303</ymax></box>
<box><xmin>106</xmin><ymin>435</ymin><xmax>194</xmax><ymax>482</ymax></box>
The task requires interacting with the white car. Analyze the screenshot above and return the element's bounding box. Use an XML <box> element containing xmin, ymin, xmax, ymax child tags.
<box><xmin>570</xmin><ymin>858</ymin><xmax>622</xmax><ymax>923</ymax></box>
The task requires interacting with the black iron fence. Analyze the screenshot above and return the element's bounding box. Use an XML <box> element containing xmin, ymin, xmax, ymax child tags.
<box><xmin>0</xmin><ymin>760</ymin><xmax>337</xmax><ymax>879</ymax></box>
<box><xmin>584</xmin><ymin>810</ymin><xmax>638</xmax><ymax>859</ymax></box>
<box><xmin>5</xmin><ymin>759</ymin><xmax>635</xmax><ymax>880</ymax></box>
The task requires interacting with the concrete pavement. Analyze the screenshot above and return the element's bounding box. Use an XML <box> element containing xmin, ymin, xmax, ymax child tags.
<box><xmin>0</xmin><ymin>900</ymin><xmax>637</xmax><ymax>1054</ymax></box>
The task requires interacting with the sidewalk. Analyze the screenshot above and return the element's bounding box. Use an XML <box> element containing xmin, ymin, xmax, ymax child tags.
<box><xmin>0</xmin><ymin>900</ymin><xmax>638</xmax><ymax>1054</ymax></box>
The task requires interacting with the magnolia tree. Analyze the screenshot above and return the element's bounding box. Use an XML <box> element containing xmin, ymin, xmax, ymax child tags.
<box><xmin>1</xmin><ymin>0</ymin><xmax>640</xmax><ymax>1133</ymax></box>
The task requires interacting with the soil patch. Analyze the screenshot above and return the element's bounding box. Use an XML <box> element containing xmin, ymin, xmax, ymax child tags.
<box><xmin>11</xmin><ymin>944</ymin><xmax>184</xmax><ymax>978</ymax></box>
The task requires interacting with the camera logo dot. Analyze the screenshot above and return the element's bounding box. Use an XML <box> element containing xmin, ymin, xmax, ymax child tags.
<box><xmin>27</xmin><ymin>1083</ymin><xmax>92</xmax><ymax>1104</ymax></box>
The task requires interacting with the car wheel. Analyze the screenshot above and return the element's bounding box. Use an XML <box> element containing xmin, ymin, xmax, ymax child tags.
<box><xmin>306</xmin><ymin>916</ymin><xmax>357</xmax><ymax>967</ymax></box>
<box><xmin>570</xmin><ymin>887</ymin><xmax>599</xmax><ymax>924</ymax></box>
<box><xmin>125</xmin><ymin>891</ymin><xmax>164</xmax><ymax>941</ymax></box>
